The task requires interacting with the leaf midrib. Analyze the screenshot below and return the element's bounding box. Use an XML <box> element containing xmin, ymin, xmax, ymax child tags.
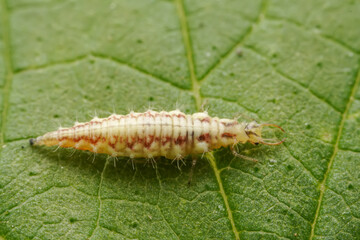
<box><xmin>175</xmin><ymin>0</ymin><xmax>270</xmax><ymax>239</ymax></box>
<box><xmin>175</xmin><ymin>0</ymin><xmax>240</xmax><ymax>239</ymax></box>
<box><xmin>310</xmin><ymin>60</ymin><xmax>360</xmax><ymax>239</ymax></box>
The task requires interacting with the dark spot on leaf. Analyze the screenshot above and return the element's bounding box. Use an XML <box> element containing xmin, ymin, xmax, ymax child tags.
<box><xmin>53</xmin><ymin>114</ymin><xmax>60</xmax><ymax>118</ymax></box>
<box><xmin>286</xmin><ymin>165</ymin><xmax>294</xmax><ymax>171</ymax></box>
<box><xmin>130</xmin><ymin>222</ymin><xmax>138</xmax><ymax>228</ymax></box>
<box><xmin>253</xmin><ymin>167</ymin><xmax>259</xmax><ymax>173</ymax></box>
<box><xmin>236</xmin><ymin>48</ymin><xmax>243</xmax><ymax>57</ymax></box>
<box><xmin>136</xmin><ymin>39</ymin><xmax>143</xmax><ymax>44</ymax></box>
<box><xmin>316</xmin><ymin>62</ymin><xmax>323</xmax><ymax>68</ymax></box>
<box><xmin>69</xmin><ymin>217</ymin><xmax>77</xmax><ymax>223</ymax></box>
<box><xmin>305</xmin><ymin>123</ymin><xmax>311</xmax><ymax>129</ymax></box>
<box><xmin>29</xmin><ymin>171</ymin><xmax>38</xmax><ymax>176</ymax></box>
<box><xmin>271</xmin><ymin>52</ymin><xmax>278</xmax><ymax>58</ymax></box>
<box><xmin>148</xmin><ymin>96</ymin><xmax>154</xmax><ymax>101</ymax></box>
<box><xmin>229</xmin><ymin>72</ymin><xmax>235</xmax><ymax>77</ymax></box>
<box><xmin>268</xmin><ymin>98</ymin><xmax>276</xmax><ymax>103</ymax></box>
<box><xmin>105</xmin><ymin>85</ymin><xmax>111</xmax><ymax>90</ymax></box>
<box><xmin>21</xmin><ymin>146</ymin><xmax>25</xmax><ymax>149</ymax></box>
<box><xmin>348</xmin><ymin>184</ymin><xmax>354</xmax><ymax>190</ymax></box>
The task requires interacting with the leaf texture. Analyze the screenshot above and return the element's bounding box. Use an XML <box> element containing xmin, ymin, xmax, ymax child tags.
<box><xmin>1</xmin><ymin>0</ymin><xmax>360</xmax><ymax>239</ymax></box>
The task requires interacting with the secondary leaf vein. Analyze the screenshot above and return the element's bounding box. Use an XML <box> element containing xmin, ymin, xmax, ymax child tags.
<box><xmin>310</xmin><ymin>57</ymin><xmax>360</xmax><ymax>239</ymax></box>
<box><xmin>88</xmin><ymin>158</ymin><xmax>109</xmax><ymax>239</ymax></box>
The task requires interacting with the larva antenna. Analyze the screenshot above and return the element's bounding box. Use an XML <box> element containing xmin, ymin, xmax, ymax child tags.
<box><xmin>259</xmin><ymin>138</ymin><xmax>286</xmax><ymax>146</ymax></box>
<box><xmin>259</xmin><ymin>123</ymin><xmax>286</xmax><ymax>146</ymax></box>
<box><xmin>260</xmin><ymin>123</ymin><xmax>285</xmax><ymax>132</ymax></box>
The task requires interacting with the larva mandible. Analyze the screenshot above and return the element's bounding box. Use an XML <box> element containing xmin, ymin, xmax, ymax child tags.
<box><xmin>29</xmin><ymin>110</ymin><xmax>285</xmax><ymax>160</ymax></box>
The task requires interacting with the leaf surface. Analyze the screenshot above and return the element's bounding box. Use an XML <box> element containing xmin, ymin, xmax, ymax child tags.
<box><xmin>1</xmin><ymin>0</ymin><xmax>360</xmax><ymax>239</ymax></box>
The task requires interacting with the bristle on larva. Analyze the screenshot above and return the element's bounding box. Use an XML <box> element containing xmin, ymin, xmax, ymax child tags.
<box><xmin>30</xmin><ymin>110</ymin><xmax>285</xmax><ymax>160</ymax></box>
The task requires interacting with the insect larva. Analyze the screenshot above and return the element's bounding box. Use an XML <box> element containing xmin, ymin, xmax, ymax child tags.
<box><xmin>29</xmin><ymin>110</ymin><xmax>285</xmax><ymax>160</ymax></box>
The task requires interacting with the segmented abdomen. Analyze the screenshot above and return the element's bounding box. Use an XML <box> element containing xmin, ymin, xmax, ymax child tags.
<box><xmin>33</xmin><ymin>110</ymin><xmax>240</xmax><ymax>159</ymax></box>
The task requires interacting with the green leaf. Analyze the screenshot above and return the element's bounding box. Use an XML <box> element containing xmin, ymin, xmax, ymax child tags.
<box><xmin>1</xmin><ymin>0</ymin><xmax>360</xmax><ymax>239</ymax></box>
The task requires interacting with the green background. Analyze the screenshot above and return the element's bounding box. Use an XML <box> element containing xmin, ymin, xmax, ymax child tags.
<box><xmin>1</xmin><ymin>0</ymin><xmax>360</xmax><ymax>239</ymax></box>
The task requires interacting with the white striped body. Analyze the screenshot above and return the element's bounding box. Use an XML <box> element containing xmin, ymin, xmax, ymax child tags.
<box><xmin>32</xmin><ymin>110</ymin><xmax>251</xmax><ymax>159</ymax></box>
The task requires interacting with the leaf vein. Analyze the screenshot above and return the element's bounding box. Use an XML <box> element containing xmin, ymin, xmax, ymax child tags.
<box><xmin>266</xmin><ymin>15</ymin><xmax>360</xmax><ymax>55</ymax></box>
<box><xmin>199</xmin><ymin>0</ymin><xmax>268</xmax><ymax>83</ymax></box>
<box><xmin>310</xmin><ymin>54</ymin><xmax>360</xmax><ymax>239</ymax></box>
<box><xmin>245</xmin><ymin>46</ymin><xmax>342</xmax><ymax>113</ymax></box>
<box><xmin>88</xmin><ymin>159</ymin><xmax>108</xmax><ymax>239</ymax></box>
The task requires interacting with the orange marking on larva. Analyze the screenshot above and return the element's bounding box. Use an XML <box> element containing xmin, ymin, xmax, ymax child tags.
<box><xmin>175</xmin><ymin>113</ymin><xmax>186</xmax><ymax>119</ymax></box>
<box><xmin>221</xmin><ymin>121</ymin><xmax>237</xmax><ymax>127</ymax></box>
<box><xmin>174</xmin><ymin>136</ymin><xmax>187</xmax><ymax>145</ymax></box>
<box><xmin>222</xmin><ymin>133</ymin><xmax>236</xmax><ymax>138</ymax></box>
<box><xmin>127</xmin><ymin>140</ymin><xmax>135</xmax><ymax>150</ymax></box>
<box><xmin>162</xmin><ymin>136</ymin><xmax>172</xmax><ymax>145</ymax></box>
<box><xmin>30</xmin><ymin>110</ymin><xmax>285</xmax><ymax>160</ymax></box>
<box><xmin>200</xmin><ymin>117</ymin><xmax>211</xmax><ymax>123</ymax></box>
<box><xmin>144</xmin><ymin>135</ymin><xmax>154</xmax><ymax>148</ymax></box>
<box><xmin>198</xmin><ymin>133</ymin><xmax>210</xmax><ymax>142</ymax></box>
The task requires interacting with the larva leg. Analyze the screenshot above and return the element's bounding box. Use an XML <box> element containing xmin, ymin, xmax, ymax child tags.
<box><xmin>112</xmin><ymin>156</ymin><xmax>119</xmax><ymax>167</ymax></box>
<box><xmin>145</xmin><ymin>157</ymin><xmax>157</xmax><ymax>168</ymax></box>
<box><xmin>125</xmin><ymin>158</ymin><xmax>135</xmax><ymax>170</ymax></box>
<box><xmin>188</xmin><ymin>157</ymin><xmax>198</xmax><ymax>186</ymax></box>
<box><xmin>86</xmin><ymin>152</ymin><xmax>96</xmax><ymax>163</ymax></box>
<box><xmin>92</xmin><ymin>153</ymin><xmax>97</xmax><ymax>163</ymax></box>
<box><xmin>68</xmin><ymin>148</ymin><xmax>77</xmax><ymax>157</ymax></box>
<box><xmin>171</xmin><ymin>156</ymin><xmax>186</xmax><ymax>170</ymax></box>
<box><xmin>53</xmin><ymin>145</ymin><xmax>61</xmax><ymax>152</ymax></box>
<box><xmin>230</xmin><ymin>146</ymin><xmax>258</xmax><ymax>163</ymax></box>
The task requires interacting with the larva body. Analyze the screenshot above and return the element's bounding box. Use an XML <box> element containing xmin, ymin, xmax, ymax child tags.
<box><xmin>30</xmin><ymin>110</ymin><xmax>284</xmax><ymax>159</ymax></box>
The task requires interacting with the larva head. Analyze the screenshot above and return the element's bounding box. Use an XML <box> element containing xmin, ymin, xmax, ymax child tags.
<box><xmin>245</xmin><ymin>122</ymin><xmax>285</xmax><ymax>145</ymax></box>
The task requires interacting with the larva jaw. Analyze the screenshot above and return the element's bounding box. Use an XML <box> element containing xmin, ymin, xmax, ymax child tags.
<box><xmin>245</xmin><ymin>122</ymin><xmax>286</xmax><ymax>146</ymax></box>
<box><xmin>259</xmin><ymin>123</ymin><xmax>286</xmax><ymax>145</ymax></box>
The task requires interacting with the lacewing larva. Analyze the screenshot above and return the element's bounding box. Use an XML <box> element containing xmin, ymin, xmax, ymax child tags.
<box><xmin>29</xmin><ymin>110</ymin><xmax>285</xmax><ymax>161</ymax></box>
